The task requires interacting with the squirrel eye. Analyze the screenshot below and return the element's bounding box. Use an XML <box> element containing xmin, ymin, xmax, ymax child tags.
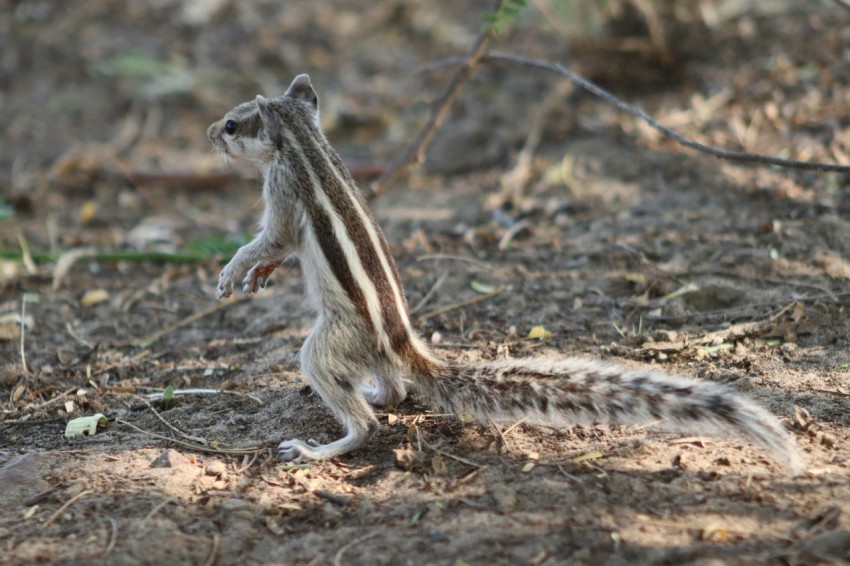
<box><xmin>224</xmin><ymin>120</ymin><xmax>237</xmax><ymax>135</ymax></box>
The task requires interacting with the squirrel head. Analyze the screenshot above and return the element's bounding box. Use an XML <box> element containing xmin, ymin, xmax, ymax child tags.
<box><xmin>207</xmin><ymin>74</ymin><xmax>320</xmax><ymax>167</ymax></box>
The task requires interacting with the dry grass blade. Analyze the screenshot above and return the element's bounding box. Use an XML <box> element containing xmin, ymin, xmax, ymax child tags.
<box><xmin>41</xmin><ymin>490</ymin><xmax>93</xmax><ymax>531</ymax></box>
<box><xmin>137</xmin><ymin>396</ymin><xmax>208</xmax><ymax>445</ymax></box>
<box><xmin>52</xmin><ymin>248</ymin><xmax>96</xmax><ymax>291</ymax></box>
<box><xmin>203</xmin><ymin>533</ymin><xmax>220</xmax><ymax>566</ymax></box>
<box><xmin>127</xmin><ymin>295</ymin><xmax>250</xmax><ymax>348</ymax></box>
<box><xmin>417</xmin><ymin>286</ymin><xmax>507</xmax><ymax>322</ymax></box>
<box><xmin>116</xmin><ymin>418</ymin><xmax>264</xmax><ymax>455</ymax></box>
<box><xmin>19</xmin><ymin>298</ymin><xmax>29</xmax><ymax>375</ymax></box>
<box><xmin>102</xmin><ymin>517</ymin><xmax>118</xmax><ymax>557</ymax></box>
<box><xmin>333</xmin><ymin>532</ymin><xmax>379</xmax><ymax>566</ymax></box>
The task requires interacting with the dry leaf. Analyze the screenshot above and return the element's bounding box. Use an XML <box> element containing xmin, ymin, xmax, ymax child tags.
<box><xmin>265</xmin><ymin>516</ymin><xmax>285</xmax><ymax>535</ymax></box>
<box><xmin>791</xmin><ymin>301</ymin><xmax>805</xmax><ymax>323</ymax></box>
<box><xmin>0</xmin><ymin>321</ymin><xmax>21</xmax><ymax>341</ymax></box>
<box><xmin>571</xmin><ymin>450</ymin><xmax>604</xmax><ymax>463</ymax></box>
<box><xmin>527</xmin><ymin>326</ymin><xmax>551</xmax><ymax>340</ymax></box>
<box><xmin>470</xmin><ymin>280</ymin><xmax>497</xmax><ymax>294</ymax></box>
<box><xmin>79</xmin><ymin>200</ymin><xmax>99</xmax><ymax>226</ymax></box>
<box><xmin>431</xmin><ymin>454</ymin><xmax>448</xmax><ymax>474</ymax></box>
<box><xmin>624</xmin><ymin>272</ymin><xmax>647</xmax><ymax>284</ymax></box>
<box><xmin>80</xmin><ymin>289</ymin><xmax>110</xmax><ymax>307</ymax></box>
<box><xmin>700</xmin><ymin>523</ymin><xmax>729</xmax><ymax>541</ymax></box>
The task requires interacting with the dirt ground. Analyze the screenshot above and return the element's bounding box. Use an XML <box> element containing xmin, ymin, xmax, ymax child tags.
<box><xmin>2</xmin><ymin>1</ymin><xmax>850</xmax><ymax>564</ymax></box>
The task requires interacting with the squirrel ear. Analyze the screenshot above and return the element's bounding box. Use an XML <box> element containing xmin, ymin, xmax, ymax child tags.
<box><xmin>284</xmin><ymin>74</ymin><xmax>318</xmax><ymax>110</ymax></box>
<box><xmin>256</xmin><ymin>94</ymin><xmax>273</xmax><ymax>127</ymax></box>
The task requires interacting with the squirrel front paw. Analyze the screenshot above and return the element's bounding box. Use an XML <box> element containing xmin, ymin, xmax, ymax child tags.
<box><xmin>216</xmin><ymin>268</ymin><xmax>237</xmax><ymax>299</ymax></box>
<box><xmin>242</xmin><ymin>260</ymin><xmax>283</xmax><ymax>294</ymax></box>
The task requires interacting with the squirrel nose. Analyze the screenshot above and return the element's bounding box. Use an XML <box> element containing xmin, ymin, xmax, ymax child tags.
<box><xmin>206</xmin><ymin>122</ymin><xmax>218</xmax><ymax>141</ymax></box>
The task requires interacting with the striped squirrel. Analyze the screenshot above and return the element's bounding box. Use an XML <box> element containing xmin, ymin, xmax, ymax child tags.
<box><xmin>208</xmin><ymin>74</ymin><xmax>804</xmax><ymax>475</ymax></box>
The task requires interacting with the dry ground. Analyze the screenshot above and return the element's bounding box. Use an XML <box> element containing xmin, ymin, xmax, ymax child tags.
<box><xmin>1</xmin><ymin>1</ymin><xmax>849</xmax><ymax>564</ymax></box>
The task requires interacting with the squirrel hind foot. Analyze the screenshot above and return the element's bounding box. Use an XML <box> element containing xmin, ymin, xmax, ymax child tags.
<box><xmin>278</xmin><ymin>426</ymin><xmax>376</xmax><ymax>461</ymax></box>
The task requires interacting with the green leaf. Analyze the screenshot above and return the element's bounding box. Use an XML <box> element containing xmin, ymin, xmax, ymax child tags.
<box><xmin>162</xmin><ymin>385</ymin><xmax>174</xmax><ymax>410</ymax></box>
<box><xmin>279</xmin><ymin>463</ymin><xmax>312</xmax><ymax>471</ymax></box>
<box><xmin>185</xmin><ymin>234</ymin><xmax>248</xmax><ymax>257</ymax></box>
<box><xmin>470</xmin><ymin>280</ymin><xmax>497</xmax><ymax>294</ymax></box>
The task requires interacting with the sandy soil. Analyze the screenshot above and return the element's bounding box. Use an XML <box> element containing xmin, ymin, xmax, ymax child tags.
<box><xmin>1</xmin><ymin>1</ymin><xmax>849</xmax><ymax>564</ymax></box>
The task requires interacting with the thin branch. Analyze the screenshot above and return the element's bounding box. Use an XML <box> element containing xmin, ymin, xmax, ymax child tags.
<box><xmin>102</xmin><ymin>517</ymin><xmax>118</xmax><ymax>557</ymax></box>
<box><xmin>368</xmin><ymin>0</ymin><xmax>504</xmax><ymax>197</ymax></box>
<box><xmin>416</xmin><ymin>285</ymin><xmax>507</xmax><ymax>322</ymax></box>
<box><xmin>41</xmin><ymin>490</ymin><xmax>93</xmax><ymax>530</ymax></box>
<box><xmin>116</xmin><ymin>418</ymin><xmax>264</xmax><ymax>455</ymax></box>
<box><xmin>203</xmin><ymin>533</ymin><xmax>220</xmax><ymax>566</ymax></box>
<box><xmin>426</xmin><ymin>52</ymin><xmax>850</xmax><ymax>174</ymax></box>
<box><xmin>19</xmin><ymin>297</ymin><xmax>29</xmax><ymax>375</ymax></box>
<box><xmin>333</xmin><ymin>532</ymin><xmax>379</xmax><ymax>566</ymax></box>
<box><xmin>124</xmin><ymin>295</ymin><xmax>251</xmax><ymax>348</ymax></box>
<box><xmin>136</xmin><ymin>498</ymin><xmax>176</xmax><ymax>533</ymax></box>
<box><xmin>137</xmin><ymin>396</ymin><xmax>208</xmax><ymax>445</ymax></box>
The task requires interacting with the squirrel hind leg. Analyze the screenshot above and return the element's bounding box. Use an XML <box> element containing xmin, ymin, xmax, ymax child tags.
<box><xmin>279</xmin><ymin>427</ymin><xmax>376</xmax><ymax>462</ymax></box>
<box><xmin>278</xmin><ymin>386</ymin><xmax>379</xmax><ymax>461</ymax></box>
<box><xmin>361</xmin><ymin>373</ymin><xmax>406</xmax><ymax>407</ymax></box>
<box><xmin>280</xmin><ymin>358</ymin><xmax>379</xmax><ymax>461</ymax></box>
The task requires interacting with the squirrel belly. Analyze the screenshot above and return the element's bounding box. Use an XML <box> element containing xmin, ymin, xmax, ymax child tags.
<box><xmin>208</xmin><ymin>73</ymin><xmax>805</xmax><ymax>475</ymax></box>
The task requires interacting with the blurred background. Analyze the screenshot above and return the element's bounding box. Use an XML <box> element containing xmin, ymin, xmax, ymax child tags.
<box><xmin>3</xmin><ymin>0</ymin><xmax>849</xmax><ymax>256</ymax></box>
<box><xmin>3</xmin><ymin>3</ymin><xmax>850</xmax><ymax>564</ymax></box>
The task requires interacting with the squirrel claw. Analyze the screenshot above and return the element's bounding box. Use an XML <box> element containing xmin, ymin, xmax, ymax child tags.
<box><xmin>216</xmin><ymin>283</ymin><xmax>233</xmax><ymax>300</ymax></box>
<box><xmin>278</xmin><ymin>440</ymin><xmax>306</xmax><ymax>462</ymax></box>
<box><xmin>243</xmin><ymin>260</ymin><xmax>283</xmax><ymax>295</ymax></box>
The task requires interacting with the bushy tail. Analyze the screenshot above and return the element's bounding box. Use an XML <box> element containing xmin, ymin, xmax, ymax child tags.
<box><xmin>413</xmin><ymin>357</ymin><xmax>804</xmax><ymax>475</ymax></box>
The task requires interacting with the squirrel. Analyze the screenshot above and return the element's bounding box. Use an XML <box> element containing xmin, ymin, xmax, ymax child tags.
<box><xmin>208</xmin><ymin>74</ymin><xmax>804</xmax><ymax>475</ymax></box>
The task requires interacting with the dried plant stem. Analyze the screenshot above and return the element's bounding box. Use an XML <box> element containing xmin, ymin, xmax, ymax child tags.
<box><xmin>430</xmin><ymin>52</ymin><xmax>850</xmax><ymax>174</ymax></box>
<box><xmin>369</xmin><ymin>0</ymin><xmax>504</xmax><ymax>197</ymax></box>
<box><xmin>41</xmin><ymin>490</ymin><xmax>93</xmax><ymax>530</ymax></box>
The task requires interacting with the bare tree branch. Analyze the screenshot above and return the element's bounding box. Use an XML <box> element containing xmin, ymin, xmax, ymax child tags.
<box><xmin>424</xmin><ymin>52</ymin><xmax>850</xmax><ymax>174</ymax></box>
<box><xmin>368</xmin><ymin>0</ymin><xmax>504</xmax><ymax>198</ymax></box>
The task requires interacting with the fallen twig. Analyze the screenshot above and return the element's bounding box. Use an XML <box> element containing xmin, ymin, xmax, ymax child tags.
<box><xmin>333</xmin><ymin>532</ymin><xmax>379</xmax><ymax>566</ymax></box>
<box><xmin>369</xmin><ymin>0</ymin><xmax>504</xmax><ymax>197</ymax></box>
<box><xmin>416</xmin><ymin>286</ymin><xmax>507</xmax><ymax>322</ymax></box>
<box><xmin>116</xmin><ymin>418</ymin><xmax>264</xmax><ymax>455</ymax></box>
<box><xmin>41</xmin><ymin>489</ymin><xmax>93</xmax><ymax>531</ymax></box>
<box><xmin>19</xmin><ymin>297</ymin><xmax>30</xmax><ymax>375</ymax></box>
<box><xmin>103</xmin><ymin>517</ymin><xmax>118</xmax><ymax>557</ymax></box>
<box><xmin>137</xmin><ymin>396</ymin><xmax>208</xmax><ymax>445</ymax></box>
<box><xmin>23</xmin><ymin>386</ymin><xmax>79</xmax><ymax>413</ymax></box>
<box><xmin>136</xmin><ymin>498</ymin><xmax>176</xmax><ymax>533</ymax></box>
<box><xmin>409</xmin><ymin>270</ymin><xmax>448</xmax><ymax>315</ymax></box>
<box><xmin>416</xmin><ymin>254</ymin><xmax>494</xmax><ymax>271</ymax></box>
<box><xmin>203</xmin><ymin>533</ymin><xmax>220</xmax><ymax>566</ymax></box>
<box><xmin>143</xmin><ymin>388</ymin><xmax>264</xmax><ymax>405</ymax></box>
<box><xmin>126</xmin><ymin>296</ymin><xmax>251</xmax><ymax>348</ymax></box>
